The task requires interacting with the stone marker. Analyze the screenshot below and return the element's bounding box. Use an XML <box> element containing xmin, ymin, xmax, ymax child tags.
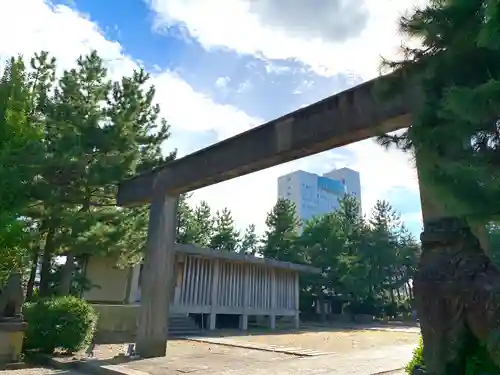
<box><xmin>0</xmin><ymin>273</ymin><xmax>27</xmax><ymax>367</ymax></box>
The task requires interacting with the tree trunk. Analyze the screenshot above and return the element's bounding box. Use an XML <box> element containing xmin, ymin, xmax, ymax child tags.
<box><xmin>39</xmin><ymin>225</ymin><xmax>56</xmax><ymax>297</ymax></box>
<box><xmin>58</xmin><ymin>201</ymin><xmax>90</xmax><ymax>296</ymax></box>
<box><xmin>58</xmin><ymin>252</ymin><xmax>75</xmax><ymax>296</ymax></box>
<box><xmin>320</xmin><ymin>296</ymin><xmax>327</xmax><ymax>322</ymax></box>
<box><xmin>26</xmin><ymin>250</ymin><xmax>39</xmax><ymax>300</ymax></box>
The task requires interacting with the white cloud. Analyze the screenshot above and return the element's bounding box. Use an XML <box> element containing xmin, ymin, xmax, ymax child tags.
<box><xmin>344</xmin><ymin>138</ymin><xmax>419</xmax><ymax>217</ymax></box>
<box><xmin>148</xmin><ymin>0</ymin><xmax>429</xmax><ymax>79</ymax></box>
<box><xmin>0</xmin><ymin>0</ymin><xmax>257</xmax><ymax>150</ymax></box>
<box><xmin>236</xmin><ymin>80</ymin><xmax>252</xmax><ymax>94</ymax></box>
<box><xmin>215</xmin><ymin>76</ymin><xmax>230</xmax><ymax>89</ymax></box>
<box><xmin>153</xmin><ymin>72</ymin><xmax>258</xmax><ymax>140</ymax></box>
<box><xmin>1</xmin><ymin>0</ymin><xmax>421</xmax><ymax>238</ymax></box>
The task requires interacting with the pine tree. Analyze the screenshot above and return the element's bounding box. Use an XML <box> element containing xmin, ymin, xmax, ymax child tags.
<box><xmin>368</xmin><ymin>200</ymin><xmax>404</xmax><ymax>304</ymax></box>
<box><xmin>377</xmin><ymin>0</ymin><xmax>500</xmax><ymax>218</ymax></box>
<box><xmin>240</xmin><ymin>224</ymin><xmax>259</xmax><ymax>255</ymax></box>
<box><xmin>20</xmin><ymin>50</ymin><xmax>176</xmax><ymax>296</ymax></box>
<box><xmin>191</xmin><ymin>201</ymin><xmax>214</xmax><ymax>247</ymax></box>
<box><xmin>0</xmin><ymin>55</ymin><xmax>45</xmax><ymax>282</ymax></box>
<box><xmin>262</xmin><ymin>198</ymin><xmax>301</xmax><ymax>262</ymax></box>
<box><xmin>300</xmin><ymin>213</ymin><xmax>344</xmax><ymax>299</ymax></box>
<box><xmin>210</xmin><ymin>208</ymin><xmax>240</xmax><ymax>251</ymax></box>
<box><xmin>375</xmin><ymin>3</ymin><xmax>500</xmax><ymax>363</ymax></box>
<box><xmin>176</xmin><ymin>194</ymin><xmax>195</xmax><ymax>244</ymax></box>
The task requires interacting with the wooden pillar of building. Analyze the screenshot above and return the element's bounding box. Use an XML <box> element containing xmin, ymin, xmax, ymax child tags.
<box><xmin>135</xmin><ymin>193</ymin><xmax>179</xmax><ymax>358</ymax></box>
<box><xmin>209</xmin><ymin>259</ymin><xmax>220</xmax><ymax>330</ymax></box>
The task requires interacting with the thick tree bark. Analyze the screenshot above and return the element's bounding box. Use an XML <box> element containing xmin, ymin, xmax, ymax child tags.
<box><xmin>38</xmin><ymin>225</ymin><xmax>56</xmax><ymax>297</ymax></box>
<box><xmin>414</xmin><ymin>157</ymin><xmax>498</xmax><ymax>374</ymax></box>
<box><xmin>413</xmin><ymin>217</ymin><xmax>500</xmax><ymax>375</ymax></box>
<box><xmin>469</xmin><ymin>220</ymin><xmax>490</xmax><ymax>258</ymax></box>
<box><xmin>389</xmin><ymin>289</ymin><xmax>395</xmax><ymax>304</ymax></box>
<box><xmin>25</xmin><ymin>250</ymin><xmax>39</xmax><ymax>300</ymax></box>
<box><xmin>58</xmin><ymin>251</ymin><xmax>75</xmax><ymax>296</ymax></box>
<box><xmin>136</xmin><ymin>193</ymin><xmax>179</xmax><ymax>358</ymax></box>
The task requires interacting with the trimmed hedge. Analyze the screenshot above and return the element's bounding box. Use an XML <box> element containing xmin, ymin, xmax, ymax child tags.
<box><xmin>23</xmin><ymin>296</ymin><xmax>98</xmax><ymax>354</ymax></box>
<box><xmin>406</xmin><ymin>336</ymin><xmax>499</xmax><ymax>375</ymax></box>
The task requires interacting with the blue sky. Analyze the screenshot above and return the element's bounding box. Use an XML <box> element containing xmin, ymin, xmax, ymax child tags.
<box><xmin>0</xmin><ymin>0</ymin><xmax>427</xmax><ymax>237</ymax></box>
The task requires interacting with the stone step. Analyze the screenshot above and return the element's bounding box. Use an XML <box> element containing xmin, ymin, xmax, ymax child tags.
<box><xmin>168</xmin><ymin>314</ymin><xmax>203</xmax><ymax>337</ymax></box>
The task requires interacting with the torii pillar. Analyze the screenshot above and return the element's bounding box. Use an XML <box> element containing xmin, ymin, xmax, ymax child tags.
<box><xmin>135</xmin><ymin>190</ymin><xmax>179</xmax><ymax>358</ymax></box>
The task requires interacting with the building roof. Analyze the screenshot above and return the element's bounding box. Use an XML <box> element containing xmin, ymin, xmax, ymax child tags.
<box><xmin>175</xmin><ymin>243</ymin><xmax>321</xmax><ymax>274</ymax></box>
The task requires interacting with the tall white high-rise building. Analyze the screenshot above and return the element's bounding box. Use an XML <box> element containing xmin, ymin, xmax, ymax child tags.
<box><xmin>277</xmin><ymin>167</ymin><xmax>362</xmax><ymax>225</ymax></box>
<box><xmin>324</xmin><ymin>167</ymin><xmax>362</xmax><ymax>215</ymax></box>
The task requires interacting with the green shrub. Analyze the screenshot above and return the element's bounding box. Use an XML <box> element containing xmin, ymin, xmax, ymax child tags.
<box><xmin>405</xmin><ymin>336</ymin><xmax>424</xmax><ymax>374</ymax></box>
<box><xmin>23</xmin><ymin>296</ymin><xmax>98</xmax><ymax>354</ymax></box>
<box><xmin>406</xmin><ymin>336</ymin><xmax>499</xmax><ymax>375</ymax></box>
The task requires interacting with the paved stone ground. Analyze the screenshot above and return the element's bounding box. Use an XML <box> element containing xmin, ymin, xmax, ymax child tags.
<box><xmin>199</xmin><ymin>326</ymin><xmax>419</xmax><ymax>354</ymax></box>
<box><xmin>0</xmin><ymin>367</ymin><xmax>85</xmax><ymax>375</ymax></box>
<box><xmin>123</xmin><ymin>341</ymin><xmax>294</xmax><ymax>375</ymax></box>
<box><xmin>122</xmin><ymin>343</ymin><xmax>416</xmax><ymax>375</ymax></box>
<box><xmin>39</xmin><ymin>325</ymin><xmax>418</xmax><ymax>375</ymax></box>
<box><xmin>187</xmin><ymin>336</ymin><xmax>334</xmax><ymax>356</ymax></box>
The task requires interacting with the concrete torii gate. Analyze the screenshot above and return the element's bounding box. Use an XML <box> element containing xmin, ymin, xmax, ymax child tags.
<box><xmin>115</xmin><ymin>72</ymin><xmax>450</xmax><ymax>358</ymax></box>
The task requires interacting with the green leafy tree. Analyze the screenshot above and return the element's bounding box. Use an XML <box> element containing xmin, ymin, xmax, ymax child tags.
<box><xmin>210</xmin><ymin>208</ymin><xmax>240</xmax><ymax>251</ymax></box>
<box><xmin>240</xmin><ymin>224</ymin><xmax>259</xmax><ymax>255</ymax></box>
<box><xmin>262</xmin><ymin>198</ymin><xmax>302</xmax><ymax>262</ymax></box>
<box><xmin>0</xmin><ymin>56</ymin><xmax>45</xmax><ymax>282</ymax></box>
<box><xmin>18</xmin><ymin>50</ymin><xmax>176</xmax><ymax>296</ymax></box>
<box><xmin>331</xmin><ymin>196</ymin><xmax>374</xmax><ymax>306</ymax></box>
<box><xmin>300</xmin><ymin>213</ymin><xmax>345</xmax><ymax>318</ymax></box>
<box><xmin>487</xmin><ymin>222</ymin><xmax>500</xmax><ymax>267</ymax></box>
<box><xmin>375</xmin><ymin>1</ymin><xmax>500</xmax><ymax>362</ymax></box>
<box><xmin>377</xmin><ymin>0</ymin><xmax>500</xmax><ymax>219</ymax></box>
<box><xmin>396</xmin><ymin>226</ymin><xmax>420</xmax><ymax>301</ymax></box>
<box><xmin>190</xmin><ymin>201</ymin><xmax>214</xmax><ymax>247</ymax></box>
<box><xmin>176</xmin><ymin>194</ymin><xmax>195</xmax><ymax>244</ymax></box>
<box><xmin>368</xmin><ymin>200</ymin><xmax>403</xmax><ymax>303</ymax></box>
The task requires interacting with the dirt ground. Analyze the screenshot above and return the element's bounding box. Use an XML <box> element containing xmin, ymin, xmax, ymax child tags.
<box><xmin>219</xmin><ymin>329</ymin><xmax>420</xmax><ymax>353</ymax></box>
